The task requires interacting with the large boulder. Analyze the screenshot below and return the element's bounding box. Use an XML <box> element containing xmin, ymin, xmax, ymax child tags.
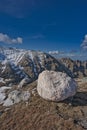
<box><xmin>37</xmin><ymin>70</ymin><xmax>77</xmax><ymax>102</ymax></box>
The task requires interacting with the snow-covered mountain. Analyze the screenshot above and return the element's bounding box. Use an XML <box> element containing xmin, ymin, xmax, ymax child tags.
<box><xmin>0</xmin><ymin>46</ymin><xmax>73</xmax><ymax>87</ymax></box>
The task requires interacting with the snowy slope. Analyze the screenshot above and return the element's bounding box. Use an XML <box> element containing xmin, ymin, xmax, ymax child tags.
<box><xmin>0</xmin><ymin>46</ymin><xmax>73</xmax><ymax>86</ymax></box>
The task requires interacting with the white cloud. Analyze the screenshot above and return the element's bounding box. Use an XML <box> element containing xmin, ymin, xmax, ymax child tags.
<box><xmin>0</xmin><ymin>33</ymin><xmax>23</xmax><ymax>44</ymax></box>
<box><xmin>48</xmin><ymin>50</ymin><xmax>86</xmax><ymax>60</ymax></box>
<box><xmin>49</xmin><ymin>50</ymin><xmax>65</xmax><ymax>55</ymax></box>
<box><xmin>49</xmin><ymin>51</ymin><xmax>59</xmax><ymax>55</ymax></box>
<box><xmin>81</xmin><ymin>34</ymin><xmax>87</xmax><ymax>50</ymax></box>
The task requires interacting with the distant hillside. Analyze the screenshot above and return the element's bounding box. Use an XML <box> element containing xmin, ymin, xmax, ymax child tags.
<box><xmin>60</xmin><ymin>58</ymin><xmax>87</xmax><ymax>78</ymax></box>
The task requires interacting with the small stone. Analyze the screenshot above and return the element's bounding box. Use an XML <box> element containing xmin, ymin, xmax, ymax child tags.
<box><xmin>18</xmin><ymin>77</ymin><xmax>30</xmax><ymax>88</ymax></box>
<box><xmin>0</xmin><ymin>111</ymin><xmax>4</xmax><ymax>116</ymax></box>
<box><xmin>80</xmin><ymin>119</ymin><xmax>87</xmax><ymax>129</ymax></box>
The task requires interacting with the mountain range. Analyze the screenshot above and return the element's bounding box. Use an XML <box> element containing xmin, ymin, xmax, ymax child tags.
<box><xmin>0</xmin><ymin>46</ymin><xmax>87</xmax><ymax>88</ymax></box>
<box><xmin>0</xmin><ymin>47</ymin><xmax>73</xmax><ymax>87</ymax></box>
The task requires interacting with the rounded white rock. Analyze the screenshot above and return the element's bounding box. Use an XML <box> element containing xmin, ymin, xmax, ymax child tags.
<box><xmin>37</xmin><ymin>70</ymin><xmax>77</xmax><ymax>102</ymax></box>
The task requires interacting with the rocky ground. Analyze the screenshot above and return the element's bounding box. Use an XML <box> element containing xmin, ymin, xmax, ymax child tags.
<box><xmin>0</xmin><ymin>78</ymin><xmax>87</xmax><ymax>130</ymax></box>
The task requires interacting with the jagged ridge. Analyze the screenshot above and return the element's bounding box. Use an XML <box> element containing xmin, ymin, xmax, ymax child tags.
<box><xmin>60</xmin><ymin>58</ymin><xmax>87</xmax><ymax>78</ymax></box>
<box><xmin>0</xmin><ymin>47</ymin><xmax>73</xmax><ymax>86</ymax></box>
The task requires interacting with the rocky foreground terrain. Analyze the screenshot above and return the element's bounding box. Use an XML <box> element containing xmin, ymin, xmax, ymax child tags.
<box><xmin>0</xmin><ymin>47</ymin><xmax>87</xmax><ymax>130</ymax></box>
<box><xmin>0</xmin><ymin>78</ymin><xmax>87</xmax><ymax>130</ymax></box>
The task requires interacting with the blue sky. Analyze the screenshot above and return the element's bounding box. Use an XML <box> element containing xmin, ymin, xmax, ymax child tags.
<box><xmin>0</xmin><ymin>0</ymin><xmax>87</xmax><ymax>54</ymax></box>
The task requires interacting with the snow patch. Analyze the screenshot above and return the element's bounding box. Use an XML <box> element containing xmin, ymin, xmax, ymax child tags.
<box><xmin>0</xmin><ymin>86</ymin><xmax>11</xmax><ymax>104</ymax></box>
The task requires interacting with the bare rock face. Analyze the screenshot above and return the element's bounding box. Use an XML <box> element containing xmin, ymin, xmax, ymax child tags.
<box><xmin>37</xmin><ymin>70</ymin><xmax>77</xmax><ymax>102</ymax></box>
<box><xmin>60</xmin><ymin>58</ymin><xmax>87</xmax><ymax>78</ymax></box>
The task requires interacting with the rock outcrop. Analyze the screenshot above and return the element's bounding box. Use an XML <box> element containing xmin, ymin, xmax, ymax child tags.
<box><xmin>0</xmin><ymin>86</ymin><xmax>11</xmax><ymax>104</ymax></box>
<box><xmin>37</xmin><ymin>70</ymin><xmax>77</xmax><ymax>102</ymax></box>
<box><xmin>3</xmin><ymin>90</ymin><xmax>30</xmax><ymax>106</ymax></box>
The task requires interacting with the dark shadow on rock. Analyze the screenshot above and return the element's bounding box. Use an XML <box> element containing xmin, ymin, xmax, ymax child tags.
<box><xmin>63</xmin><ymin>92</ymin><xmax>87</xmax><ymax>106</ymax></box>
